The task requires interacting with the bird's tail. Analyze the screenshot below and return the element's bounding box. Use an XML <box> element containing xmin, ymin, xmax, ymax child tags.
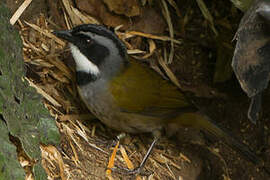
<box><xmin>170</xmin><ymin>112</ymin><xmax>261</xmax><ymax>165</ymax></box>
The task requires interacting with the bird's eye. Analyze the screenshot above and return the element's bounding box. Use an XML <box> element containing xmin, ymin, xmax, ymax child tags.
<box><xmin>86</xmin><ymin>39</ymin><xmax>91</xmax><ymax>43</ymax></box>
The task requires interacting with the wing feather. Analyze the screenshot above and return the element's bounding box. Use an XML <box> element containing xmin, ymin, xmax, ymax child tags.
<box><xmin>109</xmin><ymin>59</ymin><xmax>193</xmax><ymax>116</ymax></box>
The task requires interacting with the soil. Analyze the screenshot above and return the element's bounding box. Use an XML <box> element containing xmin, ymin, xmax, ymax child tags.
<box><xmin>6</xmin><ymin>0</ymin><xmax>270</xmax><ymax>179</ymax></box>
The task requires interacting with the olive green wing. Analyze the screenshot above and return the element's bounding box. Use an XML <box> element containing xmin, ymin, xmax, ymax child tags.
<box><xmin>109</xmin><ymin>59</ymin><xmax>194</xmax><ymax>116</ymax></box>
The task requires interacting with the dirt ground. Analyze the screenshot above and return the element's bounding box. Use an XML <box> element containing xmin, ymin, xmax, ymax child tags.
<box><xmin>6</xmin><ymin>0</ymin><xmax>270</xmax><ymax>179</ymax></box>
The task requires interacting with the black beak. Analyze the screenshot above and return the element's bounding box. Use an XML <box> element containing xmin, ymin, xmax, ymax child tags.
<box><xmin>53</xmin><ymin>30</ymin><xmax>74</xmax><ymax>43</ymax></box>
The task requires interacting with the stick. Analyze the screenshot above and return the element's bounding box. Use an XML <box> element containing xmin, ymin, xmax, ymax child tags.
<box><xmin>10</xmin><ymin>0</ymin><xmax>33</xmax><ymax>25</ymax></box>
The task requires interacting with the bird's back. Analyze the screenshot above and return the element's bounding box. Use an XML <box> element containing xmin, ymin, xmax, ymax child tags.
<box><xmin>109</xmin><ymin>59</ymin><xmax>195</xmax><ymax>116</ymax></box>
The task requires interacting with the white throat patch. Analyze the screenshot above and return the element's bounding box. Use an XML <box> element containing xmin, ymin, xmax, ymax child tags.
<box><xmin>69</xmin><ymin>43</ymin><xmax>100</xmax><ymax>75</ymax></box>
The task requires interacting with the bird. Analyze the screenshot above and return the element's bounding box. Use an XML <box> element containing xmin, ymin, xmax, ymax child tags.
<box><xmin>232</xmin><ymin>0</ymin><xmax>270</xmax><ymax>124</ymax></box>
<box><xmin>53</xmin><ymin>24</ymin><xmax>261</xmax><ymax>174</ymax></box>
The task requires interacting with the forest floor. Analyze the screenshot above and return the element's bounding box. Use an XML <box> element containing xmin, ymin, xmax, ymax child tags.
<box><xmin>6</xmin><ymin>0</ymin><xmax>270</xmax><ymax>179</ymax></box>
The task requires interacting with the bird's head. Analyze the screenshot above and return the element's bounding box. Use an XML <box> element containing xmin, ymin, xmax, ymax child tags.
<box><xmin>53</xmin><ymin>24</ymin><xmax>128</xmax><ymax>85</ymax></box>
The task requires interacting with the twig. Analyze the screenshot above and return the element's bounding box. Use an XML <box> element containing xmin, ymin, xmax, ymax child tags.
<box><xmin>10</xmin><ymin>0</ymin><xmax>33</xmax><ymax>25</ymax></box>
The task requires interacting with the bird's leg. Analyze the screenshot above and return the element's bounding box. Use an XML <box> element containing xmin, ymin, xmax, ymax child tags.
<box><xmin>110</xmin><ymin>137</ymin><xmax>159</xmax><ymax>176</ymax></box>
<box><xmin>106</xmin><ymin>132</ymin><xmax>127</xmax><ymax>177</ymax></box>
<box><xmin>97</xmin><ymin>132</ymin><xmax>126</xmax><ymax>149</ymax></box>
<box><xmin>122</xmin><ymin>130</ymin><xmax>161</xmax><ymax>175</ymax></box>
<box><xmin>116</xmin><ymin>133</ymin><xmax>127</xmax><ymax>141</ymax></box>
<box><xmin>110</xmin><ymin>133</ymin><xmax>127</xmax><ymax>147</ymax></box>
<box><xmin>110</xmin><ymin>131</ymin><xmax>161</xmax><ymax>176</ymax></box>
<box><xmin>125</xmin><ymin>137</ymin><xmax>159</xmax><ymax>175</ymax></box>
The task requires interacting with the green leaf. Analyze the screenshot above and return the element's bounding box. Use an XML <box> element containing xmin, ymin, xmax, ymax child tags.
<box><xmin>0</xmin><ymin>2</ymin><xmax>60</xmax><ymax>179</ymax></box>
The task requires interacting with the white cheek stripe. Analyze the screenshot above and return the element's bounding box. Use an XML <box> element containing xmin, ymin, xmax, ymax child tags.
<box><xmin>69</xmin><ymin>43</ymin><xmax>100</xmax><ymax>75</ymax></box>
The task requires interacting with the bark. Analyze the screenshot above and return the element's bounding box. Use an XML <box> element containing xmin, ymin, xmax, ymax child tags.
<box><xmin>0</xmin><ymin>2</ymin><xmax>60</xmax><ymax>179</ymax></box>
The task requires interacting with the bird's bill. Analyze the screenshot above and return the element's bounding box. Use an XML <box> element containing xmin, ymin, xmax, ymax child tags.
<box><xmin>53</xmin><ymin>30</ymin><xmax>74</xmax><ymax>43</ymax></box>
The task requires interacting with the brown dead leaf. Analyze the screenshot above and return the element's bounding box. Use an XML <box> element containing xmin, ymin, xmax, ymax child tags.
<box><xmin>76</xmin><ymin>0</ymin><xmax>131</xmax><ymax>29</ymax></box>
<box><xmin>132</xmin><ymin>8</ymin><xmax>166</xmax><ymax>35</ymax></box>
<box><xmin>76</xmin><ymin>0</ymin><xmax>100</xmax><ymax>18</ymax></box>
<box><xmin>103</xmin><ymin>0</ymin><xmax>141</xmax><ymax>17</ymax></box>
<box><xmin>132</xmin><ymin>39</ymin><xmax>156</xmax><ymax>59</ymax></box>
<box><xmin>76</xmin><ymin>0</ymin><xmax>167</xmax><ymax>36</ymax></box>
